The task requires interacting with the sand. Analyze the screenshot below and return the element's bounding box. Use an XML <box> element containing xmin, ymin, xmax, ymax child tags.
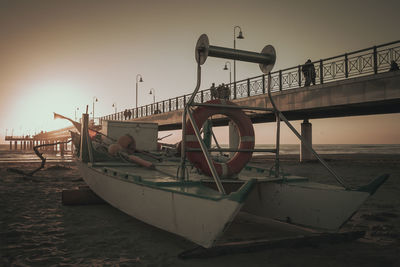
<box><xmin>1</xmin><ymin>153</ymin><xmax>400</xmax><ymax>266</ymax></box>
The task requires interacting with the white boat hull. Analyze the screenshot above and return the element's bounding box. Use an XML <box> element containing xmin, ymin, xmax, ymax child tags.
<box><xmin>242</xmin><ymin>180</ymin><xmax>370</xmax><ymax>230</ymax></box>
<box><xmin>201</xmin><ymin>174</ymin><xmax>387</xmax><ymax>231</ymax></box>
<box><xmin>76</xmin><ymin>159</ymin><xmax>387</xmax><ymax>247</ymax></box>
<box><xmin>76</xmin><ymin>161</ymin><xmax>247</xmax><ymax>248</ymax></box>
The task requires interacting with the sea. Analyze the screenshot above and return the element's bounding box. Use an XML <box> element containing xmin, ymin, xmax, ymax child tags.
<box><xmin>0</xmin><ymin>144</ymin><xmax>73</xmax><ymax>163</ymax></box>
<box><xmin>251</xmin><ymin>144</ymin><xmax>400</xmax><ymax>156</ymax></box>
<box><xmin>0</xmin><ymin>143</ymin><xmax>399</xmax><ymax>163</ymax></box>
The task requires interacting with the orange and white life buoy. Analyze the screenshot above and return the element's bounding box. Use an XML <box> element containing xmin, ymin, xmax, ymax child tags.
<box><xmin>185</xmin><ymin>99</ymin><xmax>255</xmax><ymax>178</ymax></box>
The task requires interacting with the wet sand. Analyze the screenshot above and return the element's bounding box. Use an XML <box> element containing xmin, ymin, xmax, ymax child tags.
<box><xmin>1</xmin><ymin>153</ymin><xmax>400</xmax><ymax>266</ymax></box>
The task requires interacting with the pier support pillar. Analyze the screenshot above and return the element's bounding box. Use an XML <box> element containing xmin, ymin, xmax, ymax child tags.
<box><xmin>60</xmin><ymin>140</ymin><xmax>65</xmax><ymax>156</ymax></box>
<box><xmin>23</xmin><ymin>141</ymin><xmax>26</xmax><ymax>150</ymax></box>
<box><xmin>9</xmin><ymin>141</ymin><xmax>12</xmax><ymax>150</ymax></box>
<box><xmin>300</xmin><ymin>119</ymin><xmax>313</xmax><ymax>162</ymax></box>
<box><xmin>14</xmin><ymin>141</ymin><xmax>17</xmax><ymax>150</ymax></box>
<box><xmin>229</xmin><ymin>121</ymin><xmax>239</xmax><ymax>158</ymax></box>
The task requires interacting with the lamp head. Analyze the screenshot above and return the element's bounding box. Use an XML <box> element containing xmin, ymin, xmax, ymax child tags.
<box><xmin>139</xmin><ymin>77</ymin><xmax>143</xmax><ymax>82</ymax></box>
<box><xmin>223</xmin><ymin>64</ymin><xmax>228</xmax><ymax>70</ymax></box>
<box><xmin>237</xmin><ymin>30</ymin><xmax>244</xmax><ymax>39</ymax></box>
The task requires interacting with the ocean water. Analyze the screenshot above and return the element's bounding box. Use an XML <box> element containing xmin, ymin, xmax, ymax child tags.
<box><xmin>0</xmin><ymin>144</ymin><xmax>73</xmax><ymax>163</ymax></box>
<box><xmin>252</xmin><ymin>144</ymin><xmax>400</xmax><ymax>155</ymax></box>
<box><xmin>0</xmin><ymin>143</ymin><xmax>398</xmax><ymax>163</ymax></box>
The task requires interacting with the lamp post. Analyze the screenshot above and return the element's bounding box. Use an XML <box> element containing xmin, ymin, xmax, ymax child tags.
<box><xmin>233</xmin><ymin>25</ymin><xmax>244</xmax><ymax>99</ymax></box>
<box><xmin>149</xmin><ymin>88</ymin><xmax>156</xmax><ymax>114</ymax></box>
<box><xmin>149</xmin><ymin>88</ymin><xmax>156</xmax><ymax>105</ymax></box>
<box><xmin>136</xmin><ymin>74</ymin><xmax>144</xmax><ymax>108</ymax></box>
<box><xmin>92</xmin><ymin>96</ymin><xmax>98</xmax><ymax>123</ymax></box>
<box><xmin>75</xmin><ymin>107</ymin><xmax>79</xmax><ymax>121</ymax></box>
<box><xmin>112</xmin><ymin>103</ymin><xmax>117</xmax><ymax>113</ymax></box>
<box><xmin>223</xmin><ymin>61</ymin><xmax>232</xmax><ymax>88</ymax></box>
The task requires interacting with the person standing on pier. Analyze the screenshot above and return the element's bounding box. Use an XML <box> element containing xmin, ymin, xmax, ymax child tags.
<box><xmin>210</xmin><ymin>83</ymin><xmax>217</xmax><ymax>100</ymax></box>
<box><xmin>217</xmin><ymin>83</ymin><xmax>230</xmax><ymax>100</ymax></box>
<box><xmin>389</xmin><ymin>60</ymin><xmax>399</xmax><ymax>71</ymax></box>
<box><xmin>302</xmin><ymin>59</ymin><xmax>316</xmax><ymax>86</ymax></box>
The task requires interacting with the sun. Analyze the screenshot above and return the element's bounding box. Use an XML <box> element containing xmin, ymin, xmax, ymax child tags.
<box><xmin>9</xmin><ymin>81</ymin><xmax>91</xmax><ymax>135</ymax></box>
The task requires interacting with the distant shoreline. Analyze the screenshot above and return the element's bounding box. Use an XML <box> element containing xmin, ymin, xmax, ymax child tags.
<box><xmin>252</xmin><ymin>153</ymin><xmax>400</xmax><ymax>162</ymax></box>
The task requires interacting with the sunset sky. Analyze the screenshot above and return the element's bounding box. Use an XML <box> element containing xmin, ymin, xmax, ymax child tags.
<box><xmin>1</xmin><ymin>0</ymin><xmax>399</xmax><ymax>144</ymax></box>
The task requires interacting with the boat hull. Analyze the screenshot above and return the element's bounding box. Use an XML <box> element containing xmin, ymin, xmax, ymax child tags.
<box><xmin>242</xmin><ymin>180</ymin><xmax>370</xmax><ymax>230</ymax></box>
<box><xmin>76</xmin><ymin>161</ymin><xmax>246</xmax><ymax>248</ymax></box>
<box><xmin>201</xmin><ymin>178</ymin><xmax>372</xmax><ymax>231</ymax></box>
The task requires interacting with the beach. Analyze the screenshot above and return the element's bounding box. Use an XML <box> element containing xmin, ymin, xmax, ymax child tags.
<box><xmin>1</xmin><ymin>151</ymin><xmax>400</xmax><ymax>266</ymax></box>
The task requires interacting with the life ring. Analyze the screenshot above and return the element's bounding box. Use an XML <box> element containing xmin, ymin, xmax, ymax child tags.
<box><xmin>185</xmin><ymin>99</ymin><xmax>255</xmax><ymax>178</ymax></box>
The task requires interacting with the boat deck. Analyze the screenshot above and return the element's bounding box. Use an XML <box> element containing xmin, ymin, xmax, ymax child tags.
<box><xmin>89</xmin><ymin>161</ymin><xmax>228</xmax><ymax>200</ymax></box>
<box><xmin>91</xmin><ymin>159</ymin><xmax>291</xmax><ymax>181</ymax></box>
<box><xmin>88</xmin><ymin>159</ymin><xmax>312</xmax><ymax>199</ymax></box>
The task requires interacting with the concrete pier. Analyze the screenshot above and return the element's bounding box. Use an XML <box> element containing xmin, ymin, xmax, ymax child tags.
<box><xmin>4</xmin><ymin>133</ymin><xmax>73</xmax><ymax>152</ymax></box>
<box><xmin>300</xmin><ymin>119</ymin><xmax>313</xmax><ymax>162</ymax></box>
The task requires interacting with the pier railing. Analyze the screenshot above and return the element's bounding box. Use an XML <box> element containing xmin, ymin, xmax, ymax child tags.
<box><xmin>99</xmin><ymin>40</ymin><xmax>400</xmax><ymax>123</ymax></box>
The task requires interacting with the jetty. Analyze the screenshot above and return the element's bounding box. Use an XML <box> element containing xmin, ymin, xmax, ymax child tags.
<box><xmin>5</xmin><ymin>126</ymin><xmax>74</xmax><ymax>153</ymax></box>
<box><xmin>4</xmin><ymin>40</ymin><xmax>400</xmax><ymax>161</ymax></box>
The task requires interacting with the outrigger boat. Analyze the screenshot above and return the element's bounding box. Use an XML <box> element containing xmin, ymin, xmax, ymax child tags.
<box><xmin>61</xmin><ymin>34</ymin><xmax>388</xmax><ymax>249</ymax></box>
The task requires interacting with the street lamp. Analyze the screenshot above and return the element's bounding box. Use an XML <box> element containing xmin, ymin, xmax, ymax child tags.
<box><xmin>92</xmin><ymin>96</ymin><xmax>98</xmax><ymax>123</ymax></box>
<box><xmin>223</xmin><ymin>61</ymin><xmax>232</xmax><ymax>88</ymax></box>
<box><xmin>149</xmin><ymin>88</ymin><xmax>156</xmax><ymax>114</ymax></box>
<box><xmin>233</xmin><ymin>25</ymin><xmax>244</xmax><ymax>99</ymax></box>
<box><xmin>149</xmin><ymin>88</ymin><xmax>156</xmax><ymax>105</ymax></box>
<box><xmin>112</xmin><ymin>102</ymin><xmax>117</xmax><ymax>113</ymax></box>
<box><xmin>136</xmin><ymin>74</ymin><xmax>144</xmax><ymax>108</ymax></box>
<box><xmin>75</xmin><ymin>107</ymin><xmax>79</xmax><ymax>121</ymax></box>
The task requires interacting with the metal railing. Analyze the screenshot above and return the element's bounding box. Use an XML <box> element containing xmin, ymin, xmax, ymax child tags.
<box><xmin>99</xmin><ymin>40</ymin><xmax>400</xmax><ymax>124</ymax></box>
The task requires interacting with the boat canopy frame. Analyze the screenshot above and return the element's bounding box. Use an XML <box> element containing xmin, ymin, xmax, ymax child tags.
<box><xmin>178</xmin><ymin>34</ymin><xmax>351</xmax><ymax>194</ymax></box>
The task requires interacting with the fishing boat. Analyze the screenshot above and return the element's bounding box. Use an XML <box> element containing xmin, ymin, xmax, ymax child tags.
<box><xmin>63</xmin><ymin>34</ymin><xmax>388</xmax><ymax>249</ymax></box>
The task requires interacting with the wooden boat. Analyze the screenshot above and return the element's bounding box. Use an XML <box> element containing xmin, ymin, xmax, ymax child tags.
<box><xmin>65</xmin><ymin>34</ymin><xmax>388</xmax><ymax>249</ymax></box>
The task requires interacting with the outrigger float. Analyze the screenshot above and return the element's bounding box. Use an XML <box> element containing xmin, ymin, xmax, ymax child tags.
<box><xmin>60</xmin><ymin>34</ymin><xmax>388</xmax><ymax>254</ymax></box>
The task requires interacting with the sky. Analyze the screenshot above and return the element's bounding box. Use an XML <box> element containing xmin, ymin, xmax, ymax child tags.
<box><xmin>0</xmin><ymin>0</ymin><xmax>399</xmax><ymax>144</ymax></box>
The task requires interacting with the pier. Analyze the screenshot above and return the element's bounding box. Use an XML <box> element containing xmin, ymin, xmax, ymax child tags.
<box><xmin>4</xmin><ymin>40</ymin><xmax>399</xmax><ymax>161</ymax></box>
<box><xmin>5</xmin><ymin>126</ymin><xmax>75</xmax><ymax>153</ymax></box>
<box><xmin>100</xmin><ymin>40</ymin><xmax>400</xmax><ymax>161</ymax></box>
